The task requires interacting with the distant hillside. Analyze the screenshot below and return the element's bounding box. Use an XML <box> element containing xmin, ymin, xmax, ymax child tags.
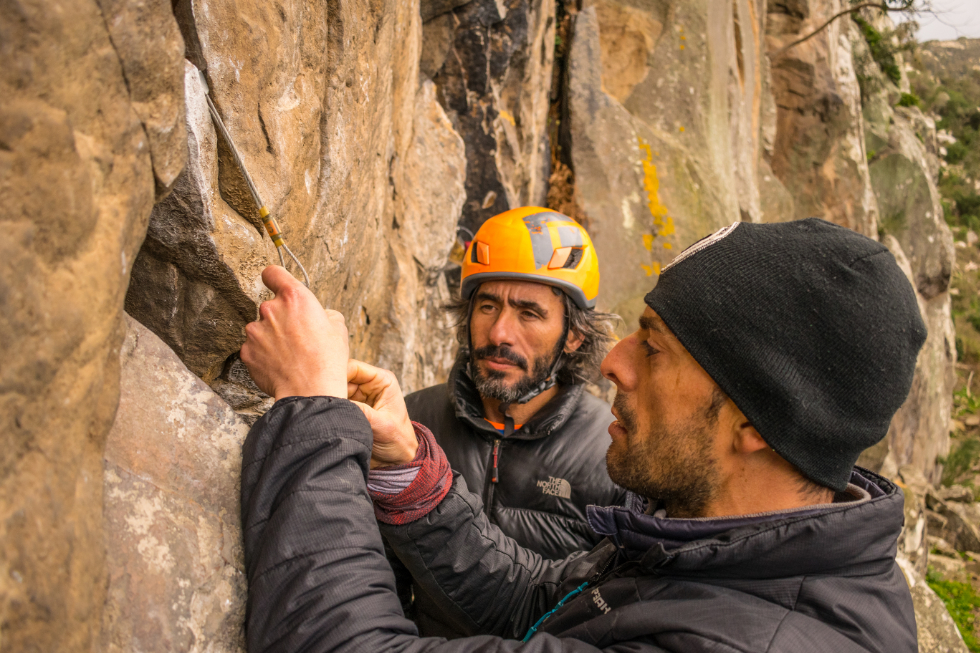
<box><xmin>909</xmin><ymin>38</ymin><xmax>980</xmax><ymax>366</ymax></box>
<box><xmin>918</xmin><ymin>38</ymin><xmax>980</xmax><ymax>81</ymax></box>
<box><xmin>909</xmin><ymin>37</ymin><xmax>980</xmax><ymax>233</ymax></box>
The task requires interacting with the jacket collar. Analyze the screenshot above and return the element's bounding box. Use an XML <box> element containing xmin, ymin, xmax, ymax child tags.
<box><xmin>448</xmin><ymin>355</ymin><xmax>585</xmax><ymax>441</ymax></box>
<box><xmin>587</xmin><ymin>468</ymin><xmax>903</xmax><ymax>577</ymax></box>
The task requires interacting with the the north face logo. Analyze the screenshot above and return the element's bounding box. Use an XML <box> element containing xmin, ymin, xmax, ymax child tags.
<box><xmin>537</xmin><ymin>476</ymin><xmax>571</xmax><ymax>499</ymax></box>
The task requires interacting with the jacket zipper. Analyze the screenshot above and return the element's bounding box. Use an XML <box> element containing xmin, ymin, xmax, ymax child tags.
<box><xmin>588</xmin><ymin>549</ymin><xmax>620</xmax><ymax>584</ymax></box>
<box><xmin>484</xmin><ymin>439</ymin><xmax>501</xmax><ymax>519</ymax></box>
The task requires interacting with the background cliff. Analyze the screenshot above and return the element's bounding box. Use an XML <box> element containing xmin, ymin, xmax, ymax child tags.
<box><xmin>0</xmin><ymin>0</ymin><xmax>966</xmax><ymax>650</ymax></box>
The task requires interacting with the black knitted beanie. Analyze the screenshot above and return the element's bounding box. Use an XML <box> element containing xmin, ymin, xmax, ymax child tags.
<box><xmin>644</xmin><ymin>218</ymin><xmax>926</xmax><ymax>491</ymax></box>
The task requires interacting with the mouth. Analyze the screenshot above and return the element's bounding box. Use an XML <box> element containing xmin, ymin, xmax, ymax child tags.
<box><xmin>480</xmin><ymin>356</ymin><xmax>523</xmax><ymax>371</ymax></box>
<box><xmin>608</xmin><ymin>408</ymin><xmax>627</xmax><ymax>440</ymax></box>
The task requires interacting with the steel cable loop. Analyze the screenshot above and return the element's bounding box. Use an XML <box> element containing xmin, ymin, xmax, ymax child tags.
<box><xmin>281</xmin><ymin>244</ymin><xmax>310</xmax><ymax>287</ymax></box>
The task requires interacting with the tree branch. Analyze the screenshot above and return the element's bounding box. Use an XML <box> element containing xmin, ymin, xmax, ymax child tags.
<box><xmin>771</xmin><ymin>2</ymin><xmax>893</xmax><ymax>59</ymax></box>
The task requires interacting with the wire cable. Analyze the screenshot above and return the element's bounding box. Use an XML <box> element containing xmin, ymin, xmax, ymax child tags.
<box><xmin>204</xmin><ymin>92</ymin><xmax>310</xmax><ymax>287</ymax></box>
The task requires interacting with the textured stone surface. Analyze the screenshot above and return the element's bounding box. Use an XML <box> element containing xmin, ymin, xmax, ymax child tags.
<box><xmin>566</xmin><ymin>1</ymin><xmax>766</xmax><ymax>324</ymax></box>
<box><xmin>1</xmin><ymin>0</ymin><xmax>967</xmax><ymax>646</ymax></box>
<box><xmin>125</xmin><ymin>61</ymin><xmax>269</xmax><ymax>382</ymax></box>
<box><xmin>125</xmin><ymin>0</ymin><xmax>468</xmax><ymax>401</ymax></box>
<box><xmin>932</xmin><ymin>499</ymin><xmax>980</xmax><ymax>553</ymax></box>
<box><xmin>900</xmin><ymin>562</ymin><xmax>971</xmax><ymax>653</ymax></box>
<box><xmin>96</xmin><ymin>0</ymin><xmax>187</xmax><ymax>198</ymax></box>
<box><xmin>894</xmin><ymin>465</ymin><xmax>930</xmax><ymax>579</ymax></box>
<box><xmin>0</xmin><ymin>0</ymin><xmax>183</xmax><ymax>650</ymax></box>
<box><xmin>425</xmin><ymin>0</ymin><xmax>556</xmax><ymax>234</ymax></box>
<box><xmin>101</xmin><ymin>315</ymin><xmax>247</xmax><ymax>652</ymax></box>
<box><xmin>766</xmin><ymin>0</ymin><xmax>878</xmax><ymax>236</ymax></box>
<box><xmin>381</xmin><ymin>80</ymin><xmax>467</xmax><ymax>391</ymax></box>
<box><xmin>870</xmin><ymin>110</ymin><xmax>954</xmax><ymax>300</ymax></box>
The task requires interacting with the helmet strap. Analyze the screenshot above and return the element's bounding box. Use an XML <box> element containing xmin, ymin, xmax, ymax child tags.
<box><xmin>505</xmin><ymin>295</ymin><xmax>570</xmax><ymax>407</ymax></box>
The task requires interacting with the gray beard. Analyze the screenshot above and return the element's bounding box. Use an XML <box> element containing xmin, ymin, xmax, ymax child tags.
<box><xmin>469</xmin><ymin>342</ymin><xmax>562</xmax><ymax>404</ymax></box>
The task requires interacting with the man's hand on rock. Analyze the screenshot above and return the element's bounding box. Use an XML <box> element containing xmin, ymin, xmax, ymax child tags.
<box><xmin>347</xmin><ymin>360</ymin><xmax>419</xmax><ymax>469</ymax></box>
<box><xmin>241</xmin><ymin>266</ymin><xmax>349</xmax><ymax>401</ymax></box>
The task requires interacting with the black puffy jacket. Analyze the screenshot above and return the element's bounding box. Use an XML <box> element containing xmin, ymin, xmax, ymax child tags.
<box><xmin>405</xmin><ymin>361</ymin><xmax>626</xmax><ymax>559</ymax></box>
<box><xmin>242</xmin><ymin>398</ymin><xmax>918</xmax><ymax>653</ymax></box>
<box><xmin>401</xmin><ymin>363</ymin><xmax>626</xmax><ymax>637</ymax></box>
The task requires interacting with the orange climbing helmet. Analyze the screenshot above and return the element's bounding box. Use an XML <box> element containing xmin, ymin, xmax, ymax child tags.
<box><xmin>461</xmin><ymin>207</ymin><xmax>600</xmax><ymax>309</ymax></box>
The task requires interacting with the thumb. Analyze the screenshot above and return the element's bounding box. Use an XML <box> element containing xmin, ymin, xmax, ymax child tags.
<box><xmin>351</xmin><ymin>400</ymin><xmax>380</xmax><ymax>425</ymax></box>
<box><xmin>261</xmin><ymin>264</ymin><xmax>301</xmax><ymax>296</ymax></box>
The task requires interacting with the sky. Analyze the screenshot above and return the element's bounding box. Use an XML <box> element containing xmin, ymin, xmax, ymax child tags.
<box><xmin>894</xmin><ymin>0</ymin><xmax>980</xmax><ymax>41</ymax></box>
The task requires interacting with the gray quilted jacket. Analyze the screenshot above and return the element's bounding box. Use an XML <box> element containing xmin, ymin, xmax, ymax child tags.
<box><xmin>241</xmin><ymin>397</ymin><xmax>917</xmax><ymax>653</ymax></box>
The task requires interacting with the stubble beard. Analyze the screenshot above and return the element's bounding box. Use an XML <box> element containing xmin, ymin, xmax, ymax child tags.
<box><xmin>470</xmin><ymin>339</ymin><xmax>563</xmax><ymax>404</ymax></box>
<box><xmin>605</xmin><ymin>392</ymin><xmax>722</xmax><ymax>518</ymax></box>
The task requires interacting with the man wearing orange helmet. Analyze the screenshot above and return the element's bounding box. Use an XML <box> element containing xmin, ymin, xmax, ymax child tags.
<box><xmin>394</xmin><ymin>207</ymin><xmax>626</xmax><ymax>637</ymax></box>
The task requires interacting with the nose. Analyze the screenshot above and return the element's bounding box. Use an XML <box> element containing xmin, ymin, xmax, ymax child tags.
<box><xmin>487</xmin><ymin>309</ymin><xmax>518</xmax><ymax>347</ymax></box>
<box><xmin>601</xmin><ymin>336</ymin><xmax>636</xmax><ymax>392</ymax></box>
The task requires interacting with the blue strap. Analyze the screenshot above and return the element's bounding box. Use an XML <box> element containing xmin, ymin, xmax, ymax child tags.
<box><xmin>521</xmin><ymin>582</ymin><xmax>589</xmax><ymax>643</ymax></box>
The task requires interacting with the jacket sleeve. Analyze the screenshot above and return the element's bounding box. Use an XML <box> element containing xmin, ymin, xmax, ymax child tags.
<box><xmin>381</xmin><ymin>474</ymin><xmax>613</xmax><ymax>639</ymax></box>
<box><xmin>240</xmin><ymin>396</ymin><xmax>663</xmax><ymax>653</ymax></box>
<box><xmin>384</xmin><ymin>537</ymin><xmax>416</xmax><ymax>616</ymax></box>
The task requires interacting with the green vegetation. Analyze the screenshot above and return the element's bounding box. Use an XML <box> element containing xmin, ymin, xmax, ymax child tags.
<box><xmin>942</xmin><ymin>438</ymin><xmax>980</xmax><ymax>489</ymax></box>
<box><xmin>926</xmin><ymin>568</ymin><xmax>980</xmax><ymax>651</ymax></box>
<box><xmin>897</xmin><ymin>92</ymin><xmax>921</xmax><ymax>108</ymax></box>
<box><xmin>943</xmin><ymin>376</ymin><xmax>980</xmax><ymax>492</ymax></box>
<box><xmin>908</xmin><ymin>41</ymin><xmax>980</xmax><ymax>232</ymax></box>
<box><xmin>942</xmin><ymin>385</ymin><xmax>980</xmax><ymax>489</ymax></box>
<box><xmin>854</xmin><ymin>16</ymin><xmax>902</xmax><ymax>84</ymax></box>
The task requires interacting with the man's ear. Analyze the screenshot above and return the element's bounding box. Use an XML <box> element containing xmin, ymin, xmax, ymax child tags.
<box><xmin>564</xmin><ymin>328</ymin><xmax>585</xmax><ymax>353</ymax></box>
<box><xmin>728</xmin><ymin>404</ymin><xmax>768</xmax><ymax>455</ymax></box>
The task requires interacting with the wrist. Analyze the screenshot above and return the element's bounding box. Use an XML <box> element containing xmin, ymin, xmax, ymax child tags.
<box><xmin>369</xmin><ymin>421</ymin><xmax>421</xmax><ymax>469</ymax></box>
<box><xmin>274</xmin><ymin>381</ymin><xmax>347</xmax><ymax>402</ymax></box>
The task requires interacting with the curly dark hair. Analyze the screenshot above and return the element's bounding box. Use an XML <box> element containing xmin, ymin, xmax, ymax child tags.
<box><xmin>445</xmin><ymin>285</ymin><xmax>619</xmax><ymax>385</ymax></box>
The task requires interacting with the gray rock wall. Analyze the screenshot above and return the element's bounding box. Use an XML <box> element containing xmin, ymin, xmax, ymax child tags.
<box><xmin>125</xmin><ymin>0</ymin><xmax>467</xmax><ymax>399</ymax></box>
<box><xmin>0</xmin><ymin>0</ymin><xmax>184</xmax><ymax>650</ymax></box>
<box><xmin>102</xmin><ymin>315</ymin><xmax>248</xmax><ymax>652</ymax></box>
<box><xmin>566</xmin><ymin>1</ymin><xmax>765</xmax><ymax>326</ymax></box>
<box><xmin>421</xmin><ymin>0</ymin><xmax>557</xmax><ymax>235</ymax></box>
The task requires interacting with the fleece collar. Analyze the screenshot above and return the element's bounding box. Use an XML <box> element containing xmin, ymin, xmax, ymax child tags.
<box><xmin>587</xmin><ymin>469</ymin><xmax>893</xmax><ymax>571</ymax></box>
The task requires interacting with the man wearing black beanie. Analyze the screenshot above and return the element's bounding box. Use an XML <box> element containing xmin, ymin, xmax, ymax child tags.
<box><xmin>237</xmin><ymin>218</ymin><xmax>925</xmax><ymax>653</ymax></box>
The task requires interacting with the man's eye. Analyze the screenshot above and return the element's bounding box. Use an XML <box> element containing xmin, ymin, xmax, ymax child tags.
<box><xmin>642</xmin><ymin>341</ymin><xmax>659</xmax><ymax>357</ymax></box>
<box><xmin>521</xmin><ymin>311</ymin><xmax>539</xmax><ymax>320</ymax></box>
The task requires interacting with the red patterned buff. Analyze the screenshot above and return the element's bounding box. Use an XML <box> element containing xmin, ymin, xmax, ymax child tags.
<box><xmin>369</xmin><ymin>422</ymin><xmax>453</xmax><ymax>525</ymax></box>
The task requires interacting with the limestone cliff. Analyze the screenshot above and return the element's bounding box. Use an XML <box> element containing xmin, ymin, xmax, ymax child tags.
<box><xmin>0</xmin><ymin>0</ymin><xmax>958</xmax><ymax>649</ymax></box>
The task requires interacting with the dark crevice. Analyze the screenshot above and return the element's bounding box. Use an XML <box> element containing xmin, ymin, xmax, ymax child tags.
<box><xmin>257</xmin><ymin>110</ymin><xmax>275</xmax><ymax>155</ymax></box>
<box><xmin>171</xmin><ymin>0</ymin><xmax>207</xmax><ymax>71</ymax></box>
<box><xmin>545</xmin><ymin>0</ymin><xmax>587</xmax><ymax>226</ymax></box>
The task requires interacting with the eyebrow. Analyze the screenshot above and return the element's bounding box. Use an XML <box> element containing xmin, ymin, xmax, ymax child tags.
<box><xmin>639</xmin><ymin>316</ymin><xmax>669</xmax><ymax>336</ymax></box>
<box><xmin>474</xmin><ymin>291</ymin><xmax>548</xmax><ymax>315</ymax></box>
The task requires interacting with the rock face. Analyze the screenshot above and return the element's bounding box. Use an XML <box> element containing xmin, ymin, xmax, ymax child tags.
<box><xmin>904</xmin><ymin>564</ymin><xmax>971</xmax><ymax>653</ymax></box>
<box><xmin>102</xmin><ymin>315</ymin><xmax>247</xmax><ymax>652</ymax></box>
<box><xmin>125</xmin><ymin>0</ymin><xmax>467</xmax><ymax>398</ymax></box>
<box><xmin>566</xmin><ymin>1</ymin><xmax>764</xmax><ymax>325</ymax></box>
<box><xmin>564</xmin><ymin>0</ymin><xmax>953</xmax><ymax>482</ymax></box>
<box><xmin>0</xmin><ymin>0</ymin><xmax>184</xmax><ymax>650</ymax></box>
<box><xmin>766</xmin><ymin>0</ymin><xmax>878</xmax><ymax>236</ymax></box>
<box><xmin>422</xmin><ymin>0</ymin><xmax>556</xmax><ymax>235</ymax></box>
